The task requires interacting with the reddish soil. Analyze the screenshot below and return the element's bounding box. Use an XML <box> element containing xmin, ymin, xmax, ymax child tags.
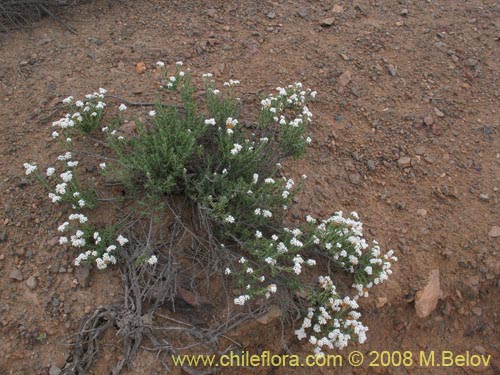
<box><xmin>1</xmin><ymin>1</ymin><xmax>499</xmax><ymax>374</ymax></box>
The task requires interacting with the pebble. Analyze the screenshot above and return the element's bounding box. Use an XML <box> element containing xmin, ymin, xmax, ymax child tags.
<box><xmin>367</xmin><ymin>160</ymin><xmax>376</xmax><ymax>171</ymax></box>
<box><xmin>0</xmin><ymin>231</ymin><xmax>7</xmax><ymax>242</ymax></box>
<box><xmin>471</xmin><ymin>307</ymin><xmax>482</xmax><ymax>316</ymax></box>
<box><xmin>338</xmin><ymin>70</ymin><xmax>352</xmax><ymax>86</ymax></box>
<box><xmin>49</xmin><ymin>365</ymin><xmax>62</xmax><ymax>375</ymax></box>
<box><xmin>297</xmin><ymin>9</ymin><xmax>309</xmax><ymax>18</ymax></box>
<box><xmin>349</xmin><ymin>173</ymin><xmax>362</xmax><ymax>185</ymax></box>
<box><xmin>417</xmin><ymin>209</ymin><xmax>428</xmax><ymax>217</ymax></box>
<box><xmin>387</xmin><ymin>64</ymin><xmax>397</xmax><ymax>76</ymax></box>
<box><xmin>9</xmin><ymin>269</ymin><xmax>23</xmax><ymax>281</ymax></box>
<box><xmin>434</xmin><ymin>107</ymin><xmax>445</xmax><ymax>117</ymax></box>
<box><xmin>320</xmin><ymin>18</ymin><xmax>335</xmax><ymax>27</ymax></box>
<box><xmin>488</xmin><ymin>226</ymin><xmax>500</xmax><ymax>238</ymax></box>
<box><xmin>465</xmin><ymin>58</ymin><xmax>478</xmax><ymax>67</ymax></box>
<box><xmin>423</xmin><ymin>115</ymin><xmax>434</xmax><ymax>126</ymax></box>
<box><xmin>266</xmin><ymin>11</ymin><xmax>276</xmax><ymax>19</ymax></box>
<box><xmin>26</xmin><ymin>276</ymin><xmax>38</xmax><ymax>290</ymax></box>
<box><xmin>400</xmin><ymin>9</ymin><xmax>409</xmax><ymax>16</ymax></box>
<box><xmin>479</xmin><ymin>194</ymin><xmax>489</xmax><ymax>201</ymax></box>
<box><xmin>398</xmin><ymin>157</ymin><xmax>411</xmax><ymax>168</ymax></box>
<box><xmin>415</xmin><ymin>269</ymin><xmax>440</xmax><ymax>318</ymax></box>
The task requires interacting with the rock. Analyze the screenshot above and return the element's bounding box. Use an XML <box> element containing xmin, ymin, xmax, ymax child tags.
<box><xmin>417</xmin><ymin>209</ymin><xmax>427</xmax><ymax>217</ymax></box>
<box><xmin>297</xmin><ymin>8</ymin><xmax>309</xmax><ymax>18</ymax></box>
<box><xmin>47</xmin><ymin>236</ymin><xmax>59</xmax><ymax>247</ymax></box>
<box><xmin>479</xmin><ymin>194</ymin><xmax>489</xmax><ymax>201</ymax></box>
<box><xmin>0</xmin><ymin>231</ymin><xmax>7</xmax><ymax>242</ymax></box>
<box><xmin>338</xmin><ymin>70</ymin><xmax>352</xmax><ymax>86</ymax></box>
<box><xmin>320</xmin><ymin>18</ymin><xmax>335</xmax><ymax>27</ymax></box>
<box><xmin>332</xmin><ymin>5</ymin><xmax>344</xmax><ymax>13</ymax></box>
<box><xmin>415</xmin><ymin>269</ymin><xmax>440</xmax><ymax>318</ymax></box>
<box><xmin>423</xmin><ymin>115</ymin><xmax>434</xmax><ymax>126</ymax></box>
<box><xmin>398</xmin><ymin>157</ymin><xmax>411</xmax><ymax>168</ymax></box>
<box><xmin>349</xmin><ymin>173</ymin><xmax>361</xmax><ymax>185</ymax></box>
<box><xmin>415</xmin><ymin>146</ymin><xmax>426</xmax><ymax>155</ymax></box>
<box><xmin>75</xmin><ymin>266</ymin><xmax>91</xmax><ymax>287</ymax></box>
<box><xmin>376</xmin><ymin>297</ymin><xmax>388</xmax><ymax>308</ymax></box>
<box><xmin>26</xmin><ymin>276</ymin><xmax>38</xmax><ymax>290</ymax></box>
<box><xmin>256</xmin><ymin>305</ymin><xmax>281</xmax><ymax>324</ymax></box>
<box><xmin>488</xmin><ymin>226</ymin><xmax>500</xmax><ymax>238</ymax></box>
<box><xmin>367</xmin><ymin>160</ymin><xmax>376</xmax><ymax>171</ymax></box>
<box><xmin>400</xmin><ymin>9</ymin><xmax>409</xmax><ymax>16</ymax></box>
<box><xmin>266</xmin><ymin>11</ymin><xmax>276</xmax><ymax>19</ymax></box>
<box><xmin>471</xmin><ymin>307</ymin><xmax>482</xmax><ymax>316</ymax></box>
<box><xmin>465</xmin><ymin>58</ymin><xmax>478</xmax><ymax>67</ymax></box>
<box><xmin>49</xmin><ymin>365</ymin><xmax>61</xmax><ymax>375</ymax></box>
<box><xmin>9</xmin><ymin>269</ymin><xmax>23</xmax><ymax>281</ymax></box>
<box><xmin>387</xmin><ymin>64</ymin><xmax>397</xmax><ymax>76</ymax></box>
<box><xmin>434</xmin><ymin>107</ymin><xmax>445</xmax><ymax>117</ymax></box>
<box><xmin>135</xmin><ymin>62</ymin><xmax>147</xmax><ymax>74</ymax></box>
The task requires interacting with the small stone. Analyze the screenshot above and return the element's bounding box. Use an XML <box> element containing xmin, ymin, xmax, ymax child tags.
<box><xmin>120</xmin><ymin>120</ymin><xmax>137</xmax><ymax>134</ymax></box>
<box><xmin>387</xmin><ymin>64</ymin><xmax>397</xmax><ymax>76</ymax></box>
<box><xmin>479</xmin><ymin>194</ymin><xmax>489</xmax><ymax>201</ymax></box>
<box><xmin>396</xmin><ymin>202</ymin><xmax>406</xmax><ymax>210</ymax></box>
<box><xmin>488</xmin><ymin>226</ymin><xmax>500</xmax><ymax>238</ymax></box>
<box><xmin>471</xmin><ymin>307</ymin><xmax>482</xmax><ymax>316</ymax></box>
<box><xmin>398</xmin><ymin>157</ymin><xmax>411</xmax><ymax>168</ymax></box>
<box><xmin>415</xmin><ymin>146</ymin><xmax>426</xmax><ymax>155</ymax></box>
<box><xmin>47</xmin><ymin>236</ymin><xmax>59</xmax><ymax>247</ymax></box>
<box><xmin>256</xmin><ymin>305</ymin><xmax>281</xmax><ymax>324</ymax></box>
<box><xmin>9</xmin><ymin>269</ymin><xmax>23</xmax><ymax>281</ymax></box>
<box><xmin>0</xmin><ymin>231</ymin><xmax>7</xmax><ymax>242</ymax></box>
<box><xmin>320</xmin><ymin>18</ymin><xmax>335</xmax><ymax>27</ymax></box>
<box><xmin>367</xmin><ymin>160</ymin><xmax>376</xmax><ymax>171</ymax></box>
<box><xmin>465</xmin><ymin>58</ymin><xmax>478</xmax><ymax>67</ymax></box>
<box><xmin>415</xmin><ymin>269</ymin><xmax>440</xmax><ymax>318</ymax></box>
<box><xmin>297</xmin><ymin>8</ymin><xmax>309</xmax><ymax>18</ymax></box>
<box><xmin>338</xmin><ymin>70</ymin><xmax>352</xmax><ymax>86</ymax></box>
<box><xmin>49</xmin><ymin>365</ymin><xmax>62</xmax><ymax>375</ymax></box>
<box><xmin>51</xmin><ymin>297</ymin><xmax>60</xmax><ymax>307</ymax></box>
<box><xmin>266</xmin><ymin>11</ymin><xmax>276</xmax><ymax>19</ymax></box>
<box><xmin>26</xmin><ymin>276</ymin><xmax>38</xmax><ymax>290</ymax></box>
<box><xmin>332</xmin><ymin>5</ymin><xmax>344</xmax><ymax>13</ymax></box>
<box><xmin>423</xmin><ymin>115</ymin><xmax>434</xmax><ymax>126</ymax></box>
<box><xmin>434</xmin><ymin>107</ymin><xmax>445</xmax><ymax>117</ymax></box>
<box><xmin>376</xmin><ymin>297</ymin><xmax>388</xmax><ymax>308</ymax></box>
<box><xmin>135</xmin><ymin>62</ymin><xmax>147</xmax><ymax>74</ymax></box>
<box><xmin>349</xmin><ymin>173</ymin><xmax>361</xmax><ymax>185</ymax></box>
<box><xmin>400</xmin><ymin>9</ymin><xmax>409</xmax><ymax>16</ymax></box>
<box><xmin>416</xmin><ymin>209</ymin><xmax>427</xmax><ymax>217</ymax></box>
<box><xmin>474</xmin><ymin>345</ymin><xmax>486</xmax><ymax>355</ymax></box>
<box><xmin>75</xmin><ymin>266</ymin><xmax>91</xmax><ymax>287</ymax></box>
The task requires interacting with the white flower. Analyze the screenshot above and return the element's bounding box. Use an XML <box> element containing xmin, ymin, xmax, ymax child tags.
<box><xmin>99</xmin><ymin>162</ymin><xmax>106</xmax><ymax>170</ymax></box>
<box><xmin>246</xmin><ymin>267</ymin><xmax>254</xmax><ymax>274</ymax></box>
<box><xmin>23</xmin><ymin>162</ymin><xmax>37</xmax><ymax>175</ymax></box>
<box><xmin>106</xmin><ymin>245</ymin><xmax>117</xmax><ymax>252</ymax></box>
<box><xmin>149</xmin><ymin>110</ymin><xmax>156</xmax><ymax>117</ymax></box>
<box><xmin>59</xmin><ymin>236</ymin><xmax>68</xmax><ymax>245</ymax></box>
<box><xmin>234</xmin><ymin>295</ymin><xmax>250</xmax><ymax>306</ymax></box>
<box><xmin>224</xmin><ymin>268</ymin><xmax>231</xmax><ymax>275</ymax></box>
<box><xmin>48</xmin><ymin>193</ymin><xmax>61</xmax><ymax>203</ymax></box>
<box><xmin>58</xmin><ymin>222</ymin><xmax>69</xmax><ymax>232</ymax></box>
<box><xmin>224</xmin><ymin>215</ymin><xmax>235</xmax><ymax>223</ymax></box>
<box><xmin>99</xmin><ymin>88</ymin><xmax>107</xmax><ymax>94</ymax></box>
<box><xmin>230</xmin><ymin>143</ymin><xmax>242</xmax><ymax>155</ymax></box>
<box><xmin>119</xmin><ymin>103</ymin><xmax>127</xmax><ymax>111</ymax></box>
<box><xmin>156</xmin><ymin>61</ymin><xmax>165</xmax><ymax>67</ymax></box>
<box><xmin>147</xmin><ymin>255</ymin><xmax>158</xmax><ymax>265</ymax></box>
<box><xmin>60</xmin><ymin>171</ymin><xmax>73</xmax><ymax>182</ymax></box>
<box><xmin>262</xmin><ymin>210</ymin><xmax>272</xmax><ymax>218</ymax></box>
<box><xmin>55</xmin><ymin>183</ymin><xmax>67</xmax><ymax>195</ymax></box>
<box><xmin>52</xmin><ymin>131</ymin><xmax>59</xmax><ymax>139</ymax></box>
<box><xmin>116</xmin><ymin>235</ymin><xmax>129</xmax><ymax>246</ymax></box>
<box><xmin>175</xmin><ymin>61</ymin><xmax>183</xmax><ymax>66</ymax></box>
<box><xmin>264</xmin><ymin>178</ymin><xmax>275</xmax><ymax>184</ymax></box>
<box><xmin>204</xmin><ymin>118</ymin><xmax>216</xmax><ymax>126</ymax></box>
<box><xmin>202</xmin><ymin>73</ymin><xmax>213</xmax><ymax>78</ymax></box>
<box><xmin>46</xmin><ymin>167</ymin><xmax>55</xmax><ymax>177</ymax></box>
<box><xmin>78</xmin><ymin>199</ymin><xmax>86</xmax><ymax>207</ymax></box>
<box><xmin>306</xmin><ymin>136</ymin><xmax>312</xmax><ymax>144</ymax></box>
<box><xmin>179</xmin><ymin>71</ymin><xmax>185</xmax><ymax>77</ymax></box>
<box><xmin>253</xmin><ymin>173</ymin><xmax>259</xmax><ymax>184</ymax></box>
<box><xmin>67</xmin><ymin>161</ymin><xmax>79</xmax><ymax>168</ymax></box>
<box><xmin>364</xmin><ymin>266</ymin><xmax>373</xmax><ymax>275</ymax></box>
<box><xmin>62</xmin><ymin>96</ymin><xmax>73</xmax><ymax>104</ymax></box>
<box><xmin>255</xmin><ymin>230</ymin><xmax>262</xmax><ymax>239</ymax></box>
<box><xmin>267</xmin><ymin>284</ymin><xmax>277</xmax><ymax>293</ymax></box>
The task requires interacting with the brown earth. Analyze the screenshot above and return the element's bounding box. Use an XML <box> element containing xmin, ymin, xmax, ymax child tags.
<box><xmin>0</xmin><ymin>0</ymin><xmax>499</xmax><ymax>374</ymax></box>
